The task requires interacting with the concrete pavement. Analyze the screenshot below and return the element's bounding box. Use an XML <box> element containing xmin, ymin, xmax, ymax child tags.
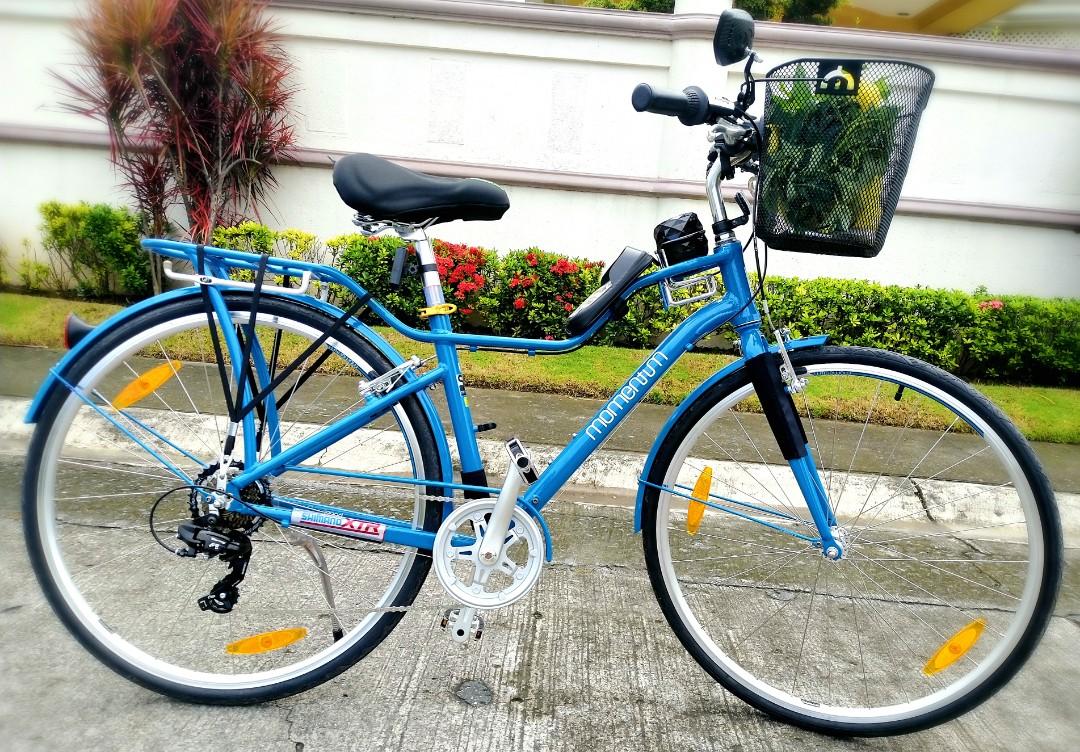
<box><xmin>0</xmin><ymin>448</ymin><xmax>1078</xmax><ymax>751</ymax></box>
<box><xmin>1</xmin><ymin>343</ymin><xmax>1078</xmax><ymax>750</ymax></box>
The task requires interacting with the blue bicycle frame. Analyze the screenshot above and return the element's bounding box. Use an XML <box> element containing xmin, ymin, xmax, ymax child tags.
<box><xmin>41</xmin><ymin>233</ymin><xmax>839</xmax><ymax>558</ymax></box>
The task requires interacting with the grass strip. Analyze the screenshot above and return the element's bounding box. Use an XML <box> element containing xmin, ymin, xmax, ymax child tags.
<box><xmin>2</xmin><ymin>291</ymin><xmax>1077</xmax><ymax>444</ymax></box>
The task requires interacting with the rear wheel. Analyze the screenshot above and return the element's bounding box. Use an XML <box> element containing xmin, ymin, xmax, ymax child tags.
<box><xmin>23</xmin><ymin>294</ymin><xmax>444</xmax><ymax>703</ymax></box>
<box><xmin>642</xmin><ymin>346</ymin><xmax>1061</xmax><ymax>735</ymax></box>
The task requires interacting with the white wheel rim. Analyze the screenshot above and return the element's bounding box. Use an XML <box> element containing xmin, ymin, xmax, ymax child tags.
<box><xmin>35</xmin><ymin>310</ymin><xmax>431</xmax><ymax>691</ymax></box>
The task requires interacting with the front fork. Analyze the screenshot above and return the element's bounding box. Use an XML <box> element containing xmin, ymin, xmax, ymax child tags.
<box><xmin>735</xmin><ymin>326</ymin><xmax>842</xmax><ymax>558</ymax></box>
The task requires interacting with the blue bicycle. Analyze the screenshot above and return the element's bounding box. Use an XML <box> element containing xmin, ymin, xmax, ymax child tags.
<box><xmin>22</xmin><ymin>11</ymin><xmax>1061</xmax><ymax>736</ymax></box>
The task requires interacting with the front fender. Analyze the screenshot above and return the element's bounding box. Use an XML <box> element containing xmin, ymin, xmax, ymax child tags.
<box><xmin>632</xmin><ymin>335</ymin><xmax>829</xmax><ymax>532</ymax></box>
<box><xmin>24</xmin><ymin>289</ymin><xmax>454</xmax><ymax>494</ymax></box>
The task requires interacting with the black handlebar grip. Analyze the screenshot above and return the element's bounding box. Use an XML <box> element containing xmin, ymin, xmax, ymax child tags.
<box><xmin>631</xmin><ymin>84</ymin><xmax>711</xmax><ymax>126</ymax></box>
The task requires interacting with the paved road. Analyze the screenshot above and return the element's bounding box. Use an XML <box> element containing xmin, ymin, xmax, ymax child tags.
<box><xmin>1</xmin><ymin>449</ymin><xmax>1078</xmax><ymax>752</ymax></box>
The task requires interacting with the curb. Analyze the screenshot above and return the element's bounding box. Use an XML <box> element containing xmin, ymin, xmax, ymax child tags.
<box><xmin>4</xmin><ymin>396</ymin><xmax>1076</xmax><ymax>536</ymax></box>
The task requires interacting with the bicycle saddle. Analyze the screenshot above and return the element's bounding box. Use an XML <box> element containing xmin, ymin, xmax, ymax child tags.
<box><xmin>333</xmin><ymin>153</ymin><xmax>510</xmax><ymax>225</ymax></box>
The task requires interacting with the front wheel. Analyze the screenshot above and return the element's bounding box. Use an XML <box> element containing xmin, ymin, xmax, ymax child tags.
<box><xmin>642</xmin><ymin>346</ymin><xmax>1061</xmax><ymax>736</ymax></box>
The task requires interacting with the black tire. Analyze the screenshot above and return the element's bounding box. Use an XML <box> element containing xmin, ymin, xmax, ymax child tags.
<box><xmin>639</xmin><ymin>345</ymin><xmax>1062</xmax><ymax>734</ymax></box>
<box><xmin>23</xmin><ymin>293</ymin><xmax>445</xmax><ymax>704</ymax></box>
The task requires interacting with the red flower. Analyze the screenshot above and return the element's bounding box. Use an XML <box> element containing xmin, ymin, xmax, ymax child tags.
<box><xmin>544</xmin><ymin>335</ymin><xmax>554</xmax><ymax>340</ymax></box>
<box><xmin>513</xmin><ymin>297</ymin><xmax>527</xmax><ymax>310</ymax></box>
<box><xmin>564</xmin><ymin>303</ymin><xmax>574</xmax><ymax>312</ymax></box>
<box><xmin>526</xmin><ymin>252</ymin><xmax>538</xmax><ymax>267</ymax></box>
<box><xmin>549</xmin><ymin>258</ymin><xmax>579</xmax><ymax>276</ymax></box>
<box><xmin>978</xmin><ymin>299</ymin><xmax>1005</xmax><ymax>311</ymax></box>
<box><xmin>509</xmin><ymin>275</ymin><xmax>520</xmax><ymax>288</ymax></box>
<box><xmin>460</xmin><ymin>307</ymin><xmax>473</xmax><ymax>314</ymax></box>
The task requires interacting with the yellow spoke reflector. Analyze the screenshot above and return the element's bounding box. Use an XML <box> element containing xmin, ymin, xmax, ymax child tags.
<box><xmin>923</xmin><ymin>618</ymin><xmax>986</xmax><ymax>676</ymax></box>
<box><xmin>687</xmin><ymin>466</ymin><xmax>713</xmax><ymax>536</ymax></box>
<box><xmin>226</xmin><ymin>627</ymin><xmax>308</xmax><ymax>655</ymax></box>
<box><xmin>112</xmin><ymin>360</ymin><xmax>183</xmax><ymax>410</ymax></box>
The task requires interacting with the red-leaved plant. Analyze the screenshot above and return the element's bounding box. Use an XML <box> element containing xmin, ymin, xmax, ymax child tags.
<box><xmin>62</xmin><ymin>0</ymin><xmax>296</xmax><ymax>292</ymax></box>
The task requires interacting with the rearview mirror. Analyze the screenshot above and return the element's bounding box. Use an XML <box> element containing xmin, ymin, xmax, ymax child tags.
<box><xmin>714</xmin><ymin>8</ymin><xmax>755</xmax><ymax>66</ymax></box>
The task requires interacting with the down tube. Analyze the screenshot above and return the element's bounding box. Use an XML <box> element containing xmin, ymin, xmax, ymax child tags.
<box><xmin>524</xmin><ymin>296</ymin><xmax>740</xmax><ymax>511</ymax></box>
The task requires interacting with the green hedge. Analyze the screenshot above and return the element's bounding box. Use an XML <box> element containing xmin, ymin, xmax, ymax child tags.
<box><xmin>763</xmin><ymin>278</ymin><xmax>1080</xmax><ymax>385</ymax></box>
<box><xmin>321</xmin><ymin>232</ymin><xmax>1079</xmax><ymax>386</ymax></box>
<box><xmin>38</xmin><ymin>201</ymin><xmax>149</xmax><ymax>298</ymax></box>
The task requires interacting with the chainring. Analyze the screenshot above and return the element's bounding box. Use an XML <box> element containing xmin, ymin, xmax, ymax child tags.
<box><xmin>432</xmin><ymin>500</ymin><xmax>544</xmax><ymax>610</ymax></box>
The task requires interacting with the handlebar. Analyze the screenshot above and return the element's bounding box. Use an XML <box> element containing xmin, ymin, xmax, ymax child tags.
<box><xmin>631</xmin><ymin>83</ymin><xmax>736</xmax><ymax>126</ymax></box>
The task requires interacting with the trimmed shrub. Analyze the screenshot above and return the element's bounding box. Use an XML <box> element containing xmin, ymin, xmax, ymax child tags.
<box><xmin>39</xmin><ymin>201</ymin><xmax>148</xmax><ymax>297</ymax></box>
<box><xmin>328</xmin><ymin>234</ymin><xmax>498</xmax><ymax>328</ymax></box>
<box><xmin>763</xmin><ymin>277</ymin><xmax>972</xmax><ymax>368</ymax></box>
<box><xmin>582</xmin><ymin>1</ymin><xmax>675</xmax><ymax>12</ymax></box>
<box><xmin>480</xmin><ymin>248</ymin><xmax>603</xmax><ymax>339</ymax></box>
<box><xmin>763</xmin><ymin>277</ymin><xmax>1080</xmax><ymax>386</ymax></box>
<box><xmin>18</xmin><ymin>258</ymin><xmax>53</xmax><ymax>292</ymax></box>
<box><xmin>960</xmin><ymin>295</ymin><xmax>1080</xmax><ymax>385</ymax></box>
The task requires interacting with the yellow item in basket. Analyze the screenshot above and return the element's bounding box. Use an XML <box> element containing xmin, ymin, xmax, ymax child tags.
<box><xmin>853</xmin><ymin>175</ymin><xmax>885</xmax><ymax>232</ymax></box>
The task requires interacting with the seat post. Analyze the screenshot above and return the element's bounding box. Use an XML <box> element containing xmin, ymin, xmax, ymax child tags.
<box><xmin>401</xmin><ymin>225</ymin><xmax>445</xmax><ymax>308</ymax></box>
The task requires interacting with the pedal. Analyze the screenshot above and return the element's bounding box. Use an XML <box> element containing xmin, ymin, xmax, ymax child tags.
<box><xmin>441</xmin><ymin>607</ymin><xmax>484</xmax><ymax>642</ymax></box>
<box><xmin>505</xmin><ymin>437</ymin><xmax>538</xmax><ymax>484</ymax></box>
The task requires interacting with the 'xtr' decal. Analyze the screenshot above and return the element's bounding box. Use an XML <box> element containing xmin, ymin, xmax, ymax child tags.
<box><xmin>290</xmin><ymin>508</ymin><xmax>386</xmax><ymax>541</ymax></box>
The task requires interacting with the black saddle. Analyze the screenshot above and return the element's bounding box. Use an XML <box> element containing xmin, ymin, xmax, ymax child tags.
<box><xmin>332</xmin><ymin>153</ymin><xmax>510</xmax><ymax>225</ymax></box>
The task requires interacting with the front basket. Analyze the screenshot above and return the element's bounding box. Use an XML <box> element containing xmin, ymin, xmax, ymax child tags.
<box><xmin>755</xmin><ymin>58</ymin><xmax>935</xmax><ymax>257</ymax></box>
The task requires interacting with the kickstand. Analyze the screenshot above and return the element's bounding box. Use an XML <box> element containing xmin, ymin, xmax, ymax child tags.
<box><xmin>286</xmin><ymin>528</ymin><xmax>345</xmax><ymax>641</ymax></box>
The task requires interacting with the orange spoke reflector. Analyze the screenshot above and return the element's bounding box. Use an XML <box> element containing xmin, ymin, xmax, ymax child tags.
<box><xmin>112</xmin><ymin>360</ymin><xmax>183</xmax><ymax>410</ymax></box>
<box><xmin>687</xmin><ymin>466</ymin><xmax>713</xmax><ymax>536</ymax></box>
<box><xmin>923</xmin><ymin>617</ymin><xmax>986</xmax><ymax>676</ymax></box>
<box><xmin>226</xmin><ymin>627</ymin><xmax>308</xmax><ymax>655</ymax></box>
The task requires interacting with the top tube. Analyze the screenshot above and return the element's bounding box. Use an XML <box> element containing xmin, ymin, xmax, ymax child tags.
<box><xmin>141</xmin><ymin>237</ymin><xmax>746</xmax><ymax>354</ymax></box>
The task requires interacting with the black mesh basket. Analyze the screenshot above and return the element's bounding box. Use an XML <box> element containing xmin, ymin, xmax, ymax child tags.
<box><xmin>756</xmin><ymin>59</ymin><xmax>934</xmax><ymax>257</ymax></box>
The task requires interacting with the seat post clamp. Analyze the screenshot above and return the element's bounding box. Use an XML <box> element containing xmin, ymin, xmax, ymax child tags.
<box><xmin>419</xmin><ymin>303</ymin><xmax>457</xmax><ymax>319</ymax></box>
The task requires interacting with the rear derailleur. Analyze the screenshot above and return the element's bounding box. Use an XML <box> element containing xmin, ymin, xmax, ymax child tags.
<box><xmin>176</xmin><ymin>519</ymin><xmax>252</xmax><ymax>614</ymax></box>
<box><xmin>171</xmin><ymin>461</ymin><xmax>267</xmax><ymax>614</ymax></box>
